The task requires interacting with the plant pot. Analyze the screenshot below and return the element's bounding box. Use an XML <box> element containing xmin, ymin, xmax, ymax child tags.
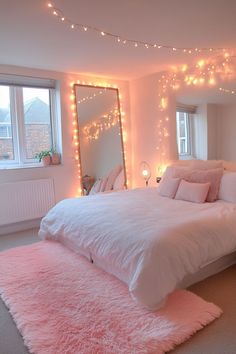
<box><xmin>51</xmin><ymin>153</ymin><xmax>60</xmax><ymax>165</ymax></box>
<box><xmin>41</xmin><ymin>155</ymin><xmax>51</xmax><ymax>166</ymax></box>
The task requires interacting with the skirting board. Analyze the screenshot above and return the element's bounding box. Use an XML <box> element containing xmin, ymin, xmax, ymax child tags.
<box><xmin>0</xmin><ymin>218</ymin><xmax>41</xmax><ymax>236</ymax></box>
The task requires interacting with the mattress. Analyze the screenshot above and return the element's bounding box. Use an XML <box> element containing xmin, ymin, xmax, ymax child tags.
<box><xmin>180</xmin><ymin>250</ymin><xmax>236</xmax><ymax>288</ymax></box>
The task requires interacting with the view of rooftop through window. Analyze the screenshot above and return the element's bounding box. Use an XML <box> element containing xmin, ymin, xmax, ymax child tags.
<box><xmin>23</xmin><ymin>87</ymin><xmax>52</xmax><ymax>159</ymax></box>
<box><xmin>0</xmin><ymin>85</ymin><xmax>53</xmax><ymax>163</ymax></box>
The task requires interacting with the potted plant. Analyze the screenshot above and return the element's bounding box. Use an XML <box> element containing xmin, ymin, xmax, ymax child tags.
<box><xmin>35</xmin><ymin>150</ymin><xmax>51</xmax><ymax>166</ymax></box>
<box><xmin>50</xmin><ymin>148</ymin><xmax>61</xmax><ymax>165</ymax></box>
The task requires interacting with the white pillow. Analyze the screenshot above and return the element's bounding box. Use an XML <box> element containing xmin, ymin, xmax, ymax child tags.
<box><xmin>175</xmin><ymin>180</ymin><xmax>210</xmax><ymax>203</ymax></box>
<box><xmin>218</xmin><ymin>172</ymin><xmax>236</xmax><ymax>203</ymax></box>
<box><xmin>157</xmin><ymin>177</ymin><xmax>181</xmax><ymax>199</ymax></box>
<box><xmin>113</xmin><ymin>169</ymin><xmax>125</xmax><ymax>190</ymax></box>
<box><xmin>104</xmin><ymin>165</ymin><xmax>122</xmax><ymax>191</ymax></box>
<box><xmin>89</xmin><ymin>180</ymin><xmax>102</xmax><ymax>195</ymax></box>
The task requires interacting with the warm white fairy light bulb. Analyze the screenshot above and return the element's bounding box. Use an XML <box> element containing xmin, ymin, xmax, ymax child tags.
<box><xmin>142</xmin><ymin>169</ymin><xmax>149</xmax><ymax>177</ymax></box>
<box><xmin>46</xmin><ymin>2</ymin><xmax>230</xmax><ymax>55</ymax></box>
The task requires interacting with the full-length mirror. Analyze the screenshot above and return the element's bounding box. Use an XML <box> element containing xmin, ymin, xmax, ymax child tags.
<box><xmin>75</xmin><ymin>85</ymin><xmax>126</xmax><ymax>195</ymax></box>
<box><xmin>175</xmin><ymin>81</ymin><xmax>236</xmax><ymax>161</ymax></box>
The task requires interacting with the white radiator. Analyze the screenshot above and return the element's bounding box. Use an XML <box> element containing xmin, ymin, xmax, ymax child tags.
<box><xmin>0</xmin><ymin>179</ymin><xmax>55</xmax><ymax>226</ymax></box>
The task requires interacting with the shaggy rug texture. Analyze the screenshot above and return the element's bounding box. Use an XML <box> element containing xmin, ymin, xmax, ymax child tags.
<box><xmin>0</xmin><ymin>241</ymin><xmax>222</xmax><ymax>354</ymax></box>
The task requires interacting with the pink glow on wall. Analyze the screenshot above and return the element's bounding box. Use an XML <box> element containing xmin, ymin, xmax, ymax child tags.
<box><xmin>0</xmin><ymin>64</ymin><xmax>131</xmax><ymax>201</ymax></box>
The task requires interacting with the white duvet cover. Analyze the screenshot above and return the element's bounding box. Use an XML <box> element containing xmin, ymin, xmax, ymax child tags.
<box><xmin>39</xmin><ymin>188</ymin><xmax>236</xmax><ymax>310</ymax></box>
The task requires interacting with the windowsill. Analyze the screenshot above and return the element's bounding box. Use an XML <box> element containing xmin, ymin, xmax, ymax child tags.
<box><xmin>0</xmin><ymin>163</ymin><xmax>62</xmax><ymax>170</ymax></box>
<box><xmin>178</xmin><ymin>155</ymin><xmax>194</xmax><ymax>160</ymax></box>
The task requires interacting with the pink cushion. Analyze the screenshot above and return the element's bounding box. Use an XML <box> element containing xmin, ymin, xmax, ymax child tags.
<box><xmin>105</xmin><ymin>165</ymin><xmax>122</xmax><ymax>191</ymax></box>
<box><xmin>164</xmin><ymin>166</ymin><xmax>190</xmax><ymax>179</ymax></box>
<box><xmin>189</xmin><ymin>160</ymin><xmax>223</xmax><ymax>170</ymax></box>
<box><xmin>218</xmin><ymin>172</ymin><xmax>236</xmax><ymax>203</ymax></box>
<box><xmin>157</xmin><ymin>177</ymin><xmax>181</xmax><ymax>199</ymax></box>
<box><xmin>175</xmin><ymin>180</ymin><xmax>210</xmax><ymax>203</ymax></box>
<box><xmin>113</xmin><ymin>169</ymin><xmax>125</xmax><ymax>190</ymax></box>
<box><xmin>167</xmin><ymin>167</ymin><xmax>223</xmax><ymax>202</ymax></box>
<box><xmin>223</xmin><ymin>161</ymin><xmax>236</xmax><ymax>172</ymax></box>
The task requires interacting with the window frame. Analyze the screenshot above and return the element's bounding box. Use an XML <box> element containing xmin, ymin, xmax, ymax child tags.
<box><xmin>0</xmin><ymin>84</ymin><xmax>57</xmax><ymax>167</ymax></box>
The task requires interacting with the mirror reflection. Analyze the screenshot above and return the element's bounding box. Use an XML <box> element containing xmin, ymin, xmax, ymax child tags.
<box><xmin>175</xmin><ymin>82</ymin><xmax>236</xmax><ymax>161</ymax></box>
<box><xmin>75</xmin><ymin>85</ymin><xmax>126</xmax><ymax>195</ymax></box>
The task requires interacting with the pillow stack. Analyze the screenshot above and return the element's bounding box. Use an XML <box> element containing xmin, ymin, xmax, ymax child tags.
<box><xmin>89</xmin><ymin>165</ymin><xmax>125</xmax><ymax>195</ymax></box>
<box><xmin>158</xmin><ymin>160</ymin><xmax>224</xmax><ymax>203</ymax></box>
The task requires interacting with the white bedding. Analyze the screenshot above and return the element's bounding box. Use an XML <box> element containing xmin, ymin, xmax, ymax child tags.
<box><xmin>39</xmin><ymin>187</ymin><xmax>236</xmax><ymax>310</ymax></box>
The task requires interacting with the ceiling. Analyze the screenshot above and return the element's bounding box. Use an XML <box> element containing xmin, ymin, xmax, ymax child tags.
<box><xmin>0</xmin><ymin>0</ymin><xmax>236</xmax><ymax>80</ymax></box>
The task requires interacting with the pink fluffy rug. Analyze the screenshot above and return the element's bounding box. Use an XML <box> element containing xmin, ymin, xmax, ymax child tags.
<box><xmin>0</xmin><ymin>241</ymin><xmax>222</xmax><ymax>354</ymax></box>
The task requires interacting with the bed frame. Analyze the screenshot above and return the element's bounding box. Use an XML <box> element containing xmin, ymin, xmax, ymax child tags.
<box><xmin>180</xmin><ymin>250</ymin><xmax>236</xmax><ymax>289</ymax></box>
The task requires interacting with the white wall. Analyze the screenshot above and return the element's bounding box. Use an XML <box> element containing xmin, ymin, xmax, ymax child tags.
<box><xmin>206</xmin><ymin>104</ymin><xmax>218</xmax><ymax>160</ymax></box>
<box><xmin>130</xmin><ymin>72</ymin><xmax>178</xmax><ymax>187</ymax></box>
<box><xmin>190</xmin><ymin>103</ymin><xmax>236</xmax><ymax>161</ymax></box>
<box><xmin>217</xmin><ymin>104</ymin><xmax>236</xmax><ymax>161</ymax></box>
<box><xmin>0</xmin><ymin>65</ymin><xmax>130</xmax><ymax>219</ymax></box>
<box><xmin>192</xmin><ymin>104</ymin><xmax>208</xmax><ymax>160</ymax></box>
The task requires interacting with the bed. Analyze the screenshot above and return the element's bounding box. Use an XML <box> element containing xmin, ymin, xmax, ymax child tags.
<box><xmin>39</xmin><ymin>186</ymin><xmax>236</xmax><ymax>310</ymax></box>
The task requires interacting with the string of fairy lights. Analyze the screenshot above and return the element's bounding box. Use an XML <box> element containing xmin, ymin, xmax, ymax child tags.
<box><xmin>83</xmin><ymin>108</ymin><xmax>119</xmax><ymax>141</ymax></box>
<box><xmin>46</xmin><ymin>2</ymin><xmax>230</xmax><ymax>55</ymax></box>
<box><xmin>219</xmin><ymin>87</ymin><xmax>236</xmax><ymax>95</ymax></box>
<box><xmin>155</xmin><ymin>54</ymin><xmax>236</xmax><ymax>167</ymax></box>
<box><xmin>77</xmin><ymin>89</ymin><xmax>106</xmax><ymax>104</ymax></box>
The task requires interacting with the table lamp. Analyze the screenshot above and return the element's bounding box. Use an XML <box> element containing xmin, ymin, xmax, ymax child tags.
<box><xmin>140</xmin><ymin>161</ymin><xmax>151</xmax><ymax>187</ymax></box>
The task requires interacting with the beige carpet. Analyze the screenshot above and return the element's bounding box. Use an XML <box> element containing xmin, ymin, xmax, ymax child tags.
<box><xmin>0</xmin><ymin>229</ymin><xmax>235</xmax><ymax>354</ymax></box>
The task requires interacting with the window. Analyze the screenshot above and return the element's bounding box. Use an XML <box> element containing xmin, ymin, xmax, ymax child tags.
<box><xmin>176</xmin><ymin>111</ymin><xmax>191</xmax><ymax>156</ymax></box>
<box><xmin>0</xmin><ymin>78</ymin><xmax>57</xmax><ymax>167</ymax></box>
<box><xmin>0</xmin><ymin>124</ymin><xmax>12</xmax><ymax>139</ymax></box>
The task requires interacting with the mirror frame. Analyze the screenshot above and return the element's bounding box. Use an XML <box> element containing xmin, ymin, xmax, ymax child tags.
<box><xmin>73</xmin><ymin>84</ymin><xmax>127</xmax><ymax>195</ymax></box>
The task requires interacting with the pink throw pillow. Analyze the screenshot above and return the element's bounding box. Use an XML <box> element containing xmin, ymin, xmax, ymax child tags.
<box><xmin>171</xmin><ymin>167</ymin><xmax>223</xmax><ymax>202</ymax></box>
<box><xmin>223</xmin><ymin>161</ymin><xmax>236</xmax><ymax>172</ymax></box>
<box><xmin>105</xmin><ymin>165</ymin><xmax>122</xmax><ymax>191</ymax></box>
<box><xmin>113</xmin><ymin>169</ymin><xmax>125</xmax><ymax>190</ymax></box>
<box><xmin>157</xmin><ymin>177</ymin><xmax>181</xmax><ymax>199</ymax></box>
<box><xmin>175</xmin><ymin>180</ymin><xmax>210</xmax><ymax>203</ymax></box>
<box><xmin>189</xmin><ymin>160</ymin><xmax>223</xmax><ymax>170</ymax></box>
<box><xmin>163</xmin><ymin>166</ymin><xmax>191</xmax><ymax>179</ymax></box>
<box><xmin>218</xmin><ymin>172</ymin><xmax>236</xmax><ymax>203</ymax></box>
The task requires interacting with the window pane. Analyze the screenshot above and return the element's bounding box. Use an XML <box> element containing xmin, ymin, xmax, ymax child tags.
<box><xmin>0</xmin><ymin>86</ymin><xmax>14</xmax><ymax>160</ymax></box>
<box><xmin>23</xmin><ymin>88</ymin><xmax>52</xmax><ymax>159</ymax></box>
<box><xmin>180</xmin><ymin>138</ymin><xmax>187</xmax><ymax>154</ymax></box>
<box><xmin>176</xmin><ymin>111</ymin><xmax>190</xmax><ymax>156</ymax></box>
